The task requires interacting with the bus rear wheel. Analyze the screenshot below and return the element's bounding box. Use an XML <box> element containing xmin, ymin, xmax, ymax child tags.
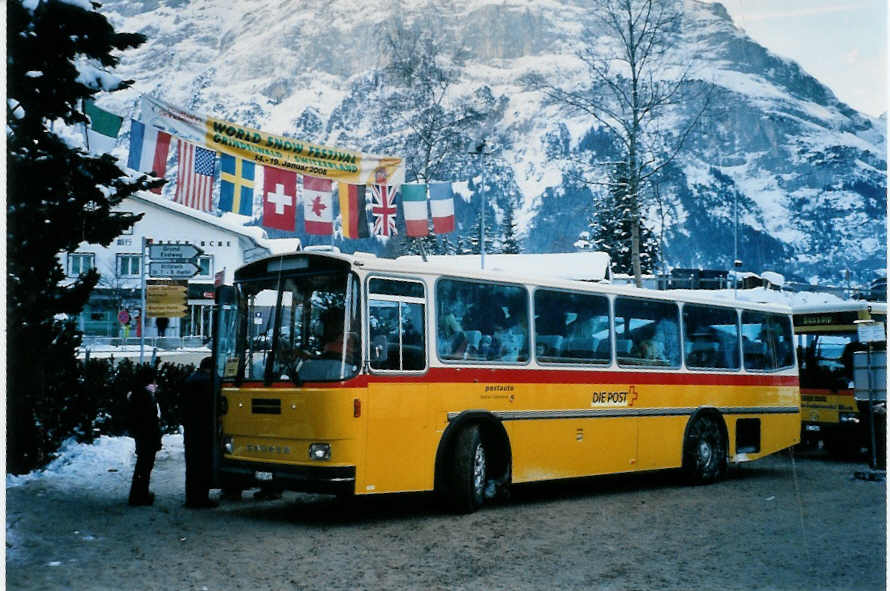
<box><xmin>683</xmin><ymin>414</ymin><xmax>726</xmax><ymax>484</ymax></box>
<box><xmin>450</xmin><ymin>425</ymin><xmax>487</xmax><ymax>513</ymax></box>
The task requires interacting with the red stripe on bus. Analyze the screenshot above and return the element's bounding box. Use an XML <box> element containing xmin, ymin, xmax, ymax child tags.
<box><xmin>801</xmin><ymin>388</ymin><xmax>854</xmax><ymax>397</ymax></box>
<box><xmin>238</xmin><ymin>367</ymin><xmax>799</xmax><ymax>389</ymax></box>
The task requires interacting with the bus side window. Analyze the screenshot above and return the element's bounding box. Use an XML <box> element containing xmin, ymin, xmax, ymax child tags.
<box><xmin>742</xmin><ymin>312</ymin><xmax>794</xmax><ymax>370</ymax></box>
<box><xmin>682</xmin><ymin>304</ymin><xmax>740</xmax><ymax>370</ymax></box>
<box><xmin>368</xmin><ymin>278</ymin><xmax>427</xmax><ymax>372</ymax></box>
<box><xmin>437</xmin><ymin>278</ymin><xmax>529</xmax><ymax>363</ymax></box>
<box><xmin>401</xmin><ymin>301</ymin><xmax>425</xmax><ymax>370</ymax></box>
<box><xmin>534</xmin><ymin>289</ymin><xmax>611</xmax><ymax>364</ymax></box>
<box><xmin>369</xmin><ymin>300</ymin><xmax>400</xmax><ymax>370</ymax></box>
<box><xmin>615</xmin><ymin>297</ymin><xmax>681</xmax><ymax>367</ymax></box>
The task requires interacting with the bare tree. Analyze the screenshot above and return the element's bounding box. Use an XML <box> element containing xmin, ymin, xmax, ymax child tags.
<box><xmin>376</xmin><ymin>13</ymin><xmax>505</xmax><ymax>255</ymax></box>
<box><xmin>526</xmin><ymin>0</ymin><xmax>709</xmax><ymax>286</ymax></box>
<box><xmin>377</xmin><ymin>15</ymin><xmax>488</xmax><ymax>184</ymax></box>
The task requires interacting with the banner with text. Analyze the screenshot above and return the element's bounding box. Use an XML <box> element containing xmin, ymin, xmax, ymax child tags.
<box><xmin>139</xmin><ymin>95</ymin><xmax>405</xmax><ymax>186</ymax></box>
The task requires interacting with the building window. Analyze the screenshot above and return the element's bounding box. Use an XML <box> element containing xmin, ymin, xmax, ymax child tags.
<box><xmin>117</xmin><ymin>254</ymin><xmax>142</xmax><ymax>277</ymax></box>
<box><xmin>68</xmin><ymin>253</ymin><xmax>95</xmax><ymax>276</ymax></box>
<box><xmin>197</xmin><ymin>255</ymin><xmax>213</xmax><ymax>278</ymax></box>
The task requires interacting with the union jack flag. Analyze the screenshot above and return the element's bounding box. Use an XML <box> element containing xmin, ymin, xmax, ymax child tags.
<box><xmin>370</xmin><ymin>184</ymin><xmax>398</xmax><ymax>237</ymax></box>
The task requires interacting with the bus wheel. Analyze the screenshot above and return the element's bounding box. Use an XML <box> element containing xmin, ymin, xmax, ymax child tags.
<box><xmin>683</xmin><ymin>414</ymin><xmax>726</xmax><ymax>484</ymax></box>
<box><xmin>450</xmin><ymin>425</ymin><xmax>487</xmax><ymax>513</ymax></box>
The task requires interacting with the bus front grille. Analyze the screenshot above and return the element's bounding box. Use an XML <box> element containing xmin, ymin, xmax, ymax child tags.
<box><xmin>251</xmin><ymin>398</ymin><xmax>281</xmax><ymax>415</ymax></box>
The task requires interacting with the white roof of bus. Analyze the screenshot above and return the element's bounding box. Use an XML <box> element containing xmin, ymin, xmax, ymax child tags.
<box><xmin>396</xmin><ymin>252</ymin><xmax>612</xmax><ymax>282</ymax></box>
<box><xmin>347</xmin><ymin>252</ymin><xmax>794</xmax><ymax>313</ymax></box>
<box><xmin>791</xmin><ymin>301</ymin><xmax>887</xmax><ymax>315</ymax></box>
<box><xmin>244</xmin><ymin>251</ymin><xmax>805</xmax><ymax>313</ymax></box>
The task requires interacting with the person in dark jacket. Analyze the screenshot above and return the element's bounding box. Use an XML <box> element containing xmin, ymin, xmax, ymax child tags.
<box><xmin>128</xmin><ymin>368</ymin><xmax>163</xmax><ymax>506</ymax></box>
<box><xmin>182</xmin><ymin>357</ymin><xmax>218</xmax><ymax>508</ymax></box>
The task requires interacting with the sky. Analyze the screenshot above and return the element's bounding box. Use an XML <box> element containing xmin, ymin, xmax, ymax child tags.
<box><xmin>715</xmin><ymin>0</ymin><xmax>888</xmax><ymax>117</ymax></box>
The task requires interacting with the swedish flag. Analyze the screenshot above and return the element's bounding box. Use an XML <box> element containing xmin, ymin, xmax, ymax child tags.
<box><xmin>219</xmin><ymin>154</ymin><xmax>255</xmax><ymax>215</ymax></box>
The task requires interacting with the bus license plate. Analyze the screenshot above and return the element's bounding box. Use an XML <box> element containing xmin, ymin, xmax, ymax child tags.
<box><xmin>255</xmin><ymin>471</ymin><xmax>273</xmax><ymax>481</ymax></box>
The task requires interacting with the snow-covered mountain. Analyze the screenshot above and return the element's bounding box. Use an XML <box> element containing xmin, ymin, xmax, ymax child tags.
<box><xmin>96</xmin><ymin>0</ymin><xmax>886</xmax><ymax>284</ymax></box>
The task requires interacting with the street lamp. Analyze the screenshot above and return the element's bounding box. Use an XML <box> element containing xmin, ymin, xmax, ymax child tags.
<box><xmin>469</xmin><ymin>138</ymin><xmax>493</xmax><ymax>270</ymax></box>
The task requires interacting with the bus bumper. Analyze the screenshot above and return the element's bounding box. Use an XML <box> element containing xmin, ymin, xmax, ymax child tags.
<box><xmin>219</xmin><ymin>459</ymin><xmax>356</xmax><ymax>495</ymax></box>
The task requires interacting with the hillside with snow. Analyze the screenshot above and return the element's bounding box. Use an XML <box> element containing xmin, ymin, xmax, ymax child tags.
<box><xmin>93</xmin><ymin>0</ymin><xmax>885</xmax><ymax>284</ymax></box>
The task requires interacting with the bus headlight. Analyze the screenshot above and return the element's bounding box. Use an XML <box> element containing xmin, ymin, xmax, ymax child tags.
<box><xmin>839</xmin><ymin>413</ymin><xmax>860</xmax><ymax>424</ymax></box>
<box><xmin>308</xmin><ymin>443</ymin><xmax>331</xmax><ymax>461</ymax></box>
<box><xmin>223</xmin><ymin>436</ymin><xmax>234</xmax><ymax>454</ymax></box>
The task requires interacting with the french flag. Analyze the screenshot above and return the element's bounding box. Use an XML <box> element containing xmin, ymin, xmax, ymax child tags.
<box><xmin>430</xmin><ymin>182</ymin><xmax>455</xmax><ymax>234</ymax></box>
<box><xmin>128</xmin><ymin>119</ymin><xmax>171</xmax><ymax>194</ymax></box>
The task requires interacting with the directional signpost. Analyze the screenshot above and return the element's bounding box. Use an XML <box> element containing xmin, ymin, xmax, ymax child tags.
<box><xmin>148</xmin><ymin>244</ymin><xmax>203</xmax><ymax>261</ymax></box>
<box><xmin>149</xmin><ymin>261</ymin><xmax>201</xmax><ymax>278</ymax></box>
<box><xmin>141</xmin><ymin>240</ymin><xmax>205</xmax><ymax>361</ymax></box>
<box><xmin>146</xmin><ymin>284</ymin><xmax>187</xmax><ymax>318</ymax></box>
<box><xmin>148</xmin><ymin>245</ymin><xmax>203</xmax><ymax>279</ymax></box>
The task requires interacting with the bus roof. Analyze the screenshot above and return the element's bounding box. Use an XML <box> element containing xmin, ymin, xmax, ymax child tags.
<box><xmin>396</xmin><ymin>252</ymin><xmax>612</xmax><ymax>282</ymax></box>
<box><xmin>239</xmin><ymin>251</ymin><xmax>795</xmax><ymax>314</ymax></box>
<box><xmin>791</xmin><ymin>302</ymin><xmax>887</xmax><ymax>315</ymax></box>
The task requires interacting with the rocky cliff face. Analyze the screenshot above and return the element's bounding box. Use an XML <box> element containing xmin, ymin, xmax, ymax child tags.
<box><xmin>100</xmin><ymin>0</ymin><xmax>886</xmax><ymax>284</ymax></box>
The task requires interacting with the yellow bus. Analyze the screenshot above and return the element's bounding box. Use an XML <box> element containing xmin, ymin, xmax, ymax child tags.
<box><xmin>793</xmin><ymin>302</ymin><xmax>886</xmax><ymax>455</ymax></box>
<box><xmin>212</xmin><ymin>251</ymin><xmax>800</xmax><ymax>512</ymax></box>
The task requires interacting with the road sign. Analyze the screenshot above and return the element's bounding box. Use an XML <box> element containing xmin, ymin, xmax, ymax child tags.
<box><xmin>149</xmin><ymin>261</ymin><xmax>200</xmax><ymax>278</ymax></box>
<box><xmin>147</xmin><ymin>285</ymin><xmax>187</xmax><ymax>308</ymax></box>
<box><xmin>149</xmin><ymin>244</ymin><xmax>204</xmax><ymax>260</ymax></box>
<box><xmin>147</xmin><ymin>285</ymin><xmax>187</xmax><ymax>294</ymax></box>
<box><xmin>146</xmin><ymin>304</ymin><xmax>187</xmax><ymax>318</ymax></box>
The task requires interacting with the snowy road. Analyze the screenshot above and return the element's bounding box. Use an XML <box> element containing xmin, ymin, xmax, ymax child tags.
<box><xmin>6</xmin><ymin>436</ymin><xmax>886</xmax><ymax>590</ymax></box>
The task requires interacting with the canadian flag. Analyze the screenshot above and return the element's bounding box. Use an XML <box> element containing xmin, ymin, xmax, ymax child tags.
<box><xmin>303</xmin><ymin>175</ymin><xmax>333</xmax><ymax>235</ymax></box>
<box><xmin>262</xmin><ymin>167</ymin><xmax>298</xmax><ymax>232</ymax></box>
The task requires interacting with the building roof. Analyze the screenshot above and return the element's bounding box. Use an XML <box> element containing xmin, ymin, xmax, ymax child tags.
<box><xmin>128</xmin><ymin>191</ymin><xmax>301</xmax><ymax>254</ymax></box>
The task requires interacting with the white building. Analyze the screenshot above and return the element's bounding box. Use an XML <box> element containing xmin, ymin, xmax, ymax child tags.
<box><xmin>62</xmin><ymin>191</ymin><xmax>300</xmax><ymax>340</ymax></box>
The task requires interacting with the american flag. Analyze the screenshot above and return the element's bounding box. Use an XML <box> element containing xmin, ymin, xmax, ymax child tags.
<box><xmin>370</xmin><ymin>184</ymin><xmax>398</xmax><ymax>236</ymax></box>
<box><xmin>174</xmin><ymin>140</ymin><xmax>215</xmax><ymax>212</ymax></box>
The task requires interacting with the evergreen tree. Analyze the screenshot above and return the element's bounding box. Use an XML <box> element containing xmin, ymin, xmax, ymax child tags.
<box><xmin>455</xmin><ymin>233</ymin><xmax>473</xmax><ymax>255</ymax></box>
<box><xmin>468</xmin><ymin>215</ymin><xmax>495</xmax><ymax>256</ymax></box>
<box><xmin>7</xmin><ymin>0</ymin><xmax>156</xmax><ymax>472</ymax></box>
<box><xmin>576</xmin><ymin>162</ymin><xmax>659</xmax><ymax>275</ymax></box>
<box><xmin>500</xmin><ymin>200</ymin><xmax>522</xmax><ymax>254</ymax></box>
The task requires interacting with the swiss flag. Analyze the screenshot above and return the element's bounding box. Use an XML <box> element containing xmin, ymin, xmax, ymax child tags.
<box><xmin>303</xmin><ymin>175</ymin><xmax>333</xmax><ymax>235</ymax></box>
<box><xmin>262</xmin><ymin>167</ymin><xmax>297</xmax><ymax>231</ymax></box>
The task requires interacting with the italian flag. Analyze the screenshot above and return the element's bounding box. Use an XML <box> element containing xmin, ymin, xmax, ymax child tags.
<box><xmin>84</xmin><ymin>100</ymin><xmax>123</xmax><ymax>155</ymax></box>
<box><xmin>401</xmin><ymin>184</ymin><xmax>429</xmax><ymax>237</ymax></box>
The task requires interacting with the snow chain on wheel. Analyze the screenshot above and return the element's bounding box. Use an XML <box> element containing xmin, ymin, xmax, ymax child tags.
<box><xmin>683</xmin><ymin>414</ymin><xmax>727</xmax><ymax>484</ymax></box>
<box><xmin>450</xmin><ymin>425</ymin><xmax>487</xmax><ymax>513</ymax></box>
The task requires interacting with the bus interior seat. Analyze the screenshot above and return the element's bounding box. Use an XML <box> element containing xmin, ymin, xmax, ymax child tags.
<box><xmin>615</xmin><ymin>339</ymin><xmax>633</xmax><ymax>355</ymax></box>
<box><xmin>479</xmin><ymin>334</ymin><xmax>493</xmax><ymax>359</ymax></box>
<box><xmin>537</xmin><ymin>334</ymin><xmax>564</xmax><ymax>356</ymax></box>
<box><xmin>595</xmin><ymin>338</ymin><xmax>611</xmax><ymax>356</ymax></box>
<box><xmin>563</xmin><ymin>337</ymin><xmax>593</xmax><ymax>358</ymax></box>
<box><xmin>744</xmin><ymin>342</ymin><xmax>767</xmax><ymax>369</ymax></box>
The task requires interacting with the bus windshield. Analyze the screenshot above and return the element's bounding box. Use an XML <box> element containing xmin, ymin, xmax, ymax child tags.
<box><xmin>232</xmin><ymin>270</ymin><xmax>361</xmax><ymax>383</ymax></box>
<box><xmin>799</xmin><ymin>333</ymin><xmax>858</xmax><ymax>390</ymax></box>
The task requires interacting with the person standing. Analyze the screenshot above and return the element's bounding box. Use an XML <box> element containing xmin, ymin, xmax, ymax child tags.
<box><xmin>128</xmin><ymin>368</ymin><xmax>162</xmax><ymax>506</ymax></box>
<box><xmin>182</xmin><ymin>357</ymin><xmax>218</xmax><ymax>508</ymax></box>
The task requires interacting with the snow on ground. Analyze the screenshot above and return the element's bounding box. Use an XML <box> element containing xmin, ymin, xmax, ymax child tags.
<box><xmin>6</xmin><ymin>434</ymin><xmax>184</xmax><ymax>491</ymax></box>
